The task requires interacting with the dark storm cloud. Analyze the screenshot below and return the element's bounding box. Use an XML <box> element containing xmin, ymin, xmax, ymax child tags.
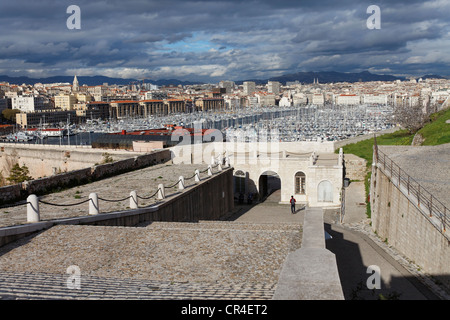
<box><xmin>0</xmin><ymin>0</ymin><xmax>449</xmax><ymax>81</ymax></box>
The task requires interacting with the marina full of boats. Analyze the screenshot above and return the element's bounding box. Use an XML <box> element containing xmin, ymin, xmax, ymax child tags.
<box><xmin>1</xmin><ymin>128</ymin><xmax>75</xmax><ymax>142</ymax></box>
<box><xmin>0</xmin><ymin>104</ymin><xmax>395</xmax><ymax>145</ymax></box>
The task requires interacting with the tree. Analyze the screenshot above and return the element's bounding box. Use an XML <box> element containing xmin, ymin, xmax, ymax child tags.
<box><xmin>6</xmin><ymin>163</ymin><xmax>33</xmax><ymax>184</ymax></box>
<box><xmin>1</xmin><ymin>109</ymin><xmax>20</xmax><ymax>122</ymax></box>
<box><xmin>393</xmin><ymin>103</ymin><xmax>429</xmax><ymax>134</ymax></box>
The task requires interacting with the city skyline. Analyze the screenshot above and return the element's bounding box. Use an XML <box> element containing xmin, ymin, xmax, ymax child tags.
<box><xmin>1</xmin><ymin>0</ymin><xmax>449</xmax><ymax>82</ymax></box>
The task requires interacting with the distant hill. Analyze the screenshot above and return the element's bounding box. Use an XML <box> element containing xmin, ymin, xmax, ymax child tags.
<box><xmin>417</xmin><ymin>74</ymin><xmax>448</xmax><ymax>80</ymax></box>
<box><xmin>267</xmin><ymin>71</ymin><xmax>405</xmax><ymax>85</ymax></box>
<box><xmin>1</xmin><ymin>71</ymin><xmax>446</xmax><ymax>87</ymax></box>
<box><xmin>0</xmin><ymin>75</ymin><xmax>200</xmax><ymax>87</ymax></box>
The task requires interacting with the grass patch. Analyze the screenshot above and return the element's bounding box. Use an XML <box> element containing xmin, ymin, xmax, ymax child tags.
<box><xmin>337</xmin><ymin>129</ymin><xmax>413</xmax><ymax>169</ymax></box>
<box><xmin>417</xmin><ymin>108</ymin><xmax>450</xmax><ymax>145</ymax></box>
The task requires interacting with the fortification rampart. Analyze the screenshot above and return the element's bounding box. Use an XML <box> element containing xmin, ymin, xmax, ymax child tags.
<box><xmin>370</xmin><ymin>147</ymin><xmax>450</xmax><ymax>291</ymax></box>
<box><xmin>0</xmin><ymin>143</ymin><xmax>148</xmax><ymax>180</ymax></box>
<box><xmin>0</xmin><ymin>149</ymin><xmax>171</xmax><ymax>205</ymax></box>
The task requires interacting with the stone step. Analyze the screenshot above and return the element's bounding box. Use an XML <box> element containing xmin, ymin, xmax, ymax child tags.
<box><xmin>0</xmin><ymin>271</ymin><xmax>275</xmax><ymax>300</ymax></box>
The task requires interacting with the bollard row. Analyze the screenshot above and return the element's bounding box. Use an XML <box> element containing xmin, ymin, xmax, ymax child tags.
<box><xmin>24</xmin><ymin>163</ymin><xmax>229</xmax><ymax>223</ymax></box>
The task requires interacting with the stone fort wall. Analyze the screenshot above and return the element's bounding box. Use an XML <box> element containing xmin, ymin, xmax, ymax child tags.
<box><xmin>0</xmin><ymin>149</ymin><xmax>171</xmax><ymax>205</ymax></box>
<box><xmin>371</xmin><ymin>166</ymin><xmax>450</xmax><ymax>291</ymax></box>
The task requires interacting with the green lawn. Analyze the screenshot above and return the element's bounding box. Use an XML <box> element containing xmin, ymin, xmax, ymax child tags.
<box><xmin>417</xmin><ymin>107</ymin><xmax>450</xmax><ymax>146</ymax></box>
<box><xmin>338</xmin><ymin>129</ymin><xmax>413</xmax><ymax>169</ymax></box>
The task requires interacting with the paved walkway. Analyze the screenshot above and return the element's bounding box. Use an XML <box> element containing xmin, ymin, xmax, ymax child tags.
<box><xmin>325</xmin><ymin>181</ymin><xmax>447</xmax><ymax>300</ymax></box>
<box><xmin>229</xmin><ymin>190</ymin><xmax>305</xmax><ymax>224</ymax></box>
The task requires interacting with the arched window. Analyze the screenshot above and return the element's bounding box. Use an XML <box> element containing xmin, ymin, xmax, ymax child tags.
<box><xmin>295</xmin><ymin>171</ymin><xmax>306</xmax><ymax>195</ymax></box>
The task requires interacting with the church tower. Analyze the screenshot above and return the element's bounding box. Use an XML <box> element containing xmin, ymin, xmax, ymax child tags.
<box><xmin>73</xmin><ymin>75</ymin><xmax>79</xmax><ymax>92</ymax></box>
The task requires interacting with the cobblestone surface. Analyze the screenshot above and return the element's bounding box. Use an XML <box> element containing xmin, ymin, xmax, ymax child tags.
<box><xmin>0</xmin><ymin>220</ymin><xmax>302</xmax><ymax>300</ymax></box>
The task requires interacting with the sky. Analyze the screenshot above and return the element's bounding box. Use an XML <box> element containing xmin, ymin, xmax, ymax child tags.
<box><xmin>0</xmin><ymin>0</ymin><xmax>449</xmax><ymax>83</ymax></box>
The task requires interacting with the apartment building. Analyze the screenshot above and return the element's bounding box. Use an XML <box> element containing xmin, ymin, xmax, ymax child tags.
<box><xmin>243</xmin><ymin>81</ymin><xmax>256</xmax><ymax>95</ymax></box>
<box><xmin>361</xmin><ymin>94</ymin><xmax>388</xmax><ymax>105</ymax></box>
<box><xmin>267</xmin><ymin>81</ymin><xmax>280</xmax><ymax>94</ymax></box>
<box><xmin>335</xmin><ymin>94</ymin><xmax>361</xmax><ymax>105</ymax></box>
<box><xmin>16</xmin><ymin>110</ymin><xmax>77</xmax><ymax>128</ymax></box>
<box><xmin>11</xmin><ymin>96</ymin><xmax>47</xmax><ymax>112</ymax></box>
<box><xmin>54</xmin><ymin>94</ymin><xmax>78</xmax><ymax>110</ymax></box>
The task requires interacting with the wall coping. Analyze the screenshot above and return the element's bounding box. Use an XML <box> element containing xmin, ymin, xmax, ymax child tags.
<box><xmin>273</xmin><ymin>208</ymin><xmax>344</xmax><ymax>300</ymax></box>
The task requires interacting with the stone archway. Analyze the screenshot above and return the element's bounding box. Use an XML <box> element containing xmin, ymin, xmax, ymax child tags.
<box><xmin>258</xmin><ymin>170</ymin><xmax>281</xmax><ymax>202</ymax></box>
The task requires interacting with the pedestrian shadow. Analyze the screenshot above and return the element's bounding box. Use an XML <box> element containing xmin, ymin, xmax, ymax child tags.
<box><xmin>292</xmin><ymin>205</ymin><xmax>306</xmax><ymax>214</ymax></box>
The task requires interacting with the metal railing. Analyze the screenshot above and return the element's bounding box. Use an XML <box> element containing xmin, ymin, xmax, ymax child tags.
<box><xmin>375</xmin><ymin>148</ymin><xmax>449</xmax><ymax>234</ymax></box>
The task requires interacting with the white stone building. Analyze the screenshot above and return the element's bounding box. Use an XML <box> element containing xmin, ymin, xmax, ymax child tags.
<box><xmin>256</xmin><ymin>93</ymin><xmax>276</xmax><ymax>107</ymax></box>
<box><xmin>307</xmin><ymin>93</ymin><xmax>325</xmax><ymax>105</ymax></box>
<box><xmin>54</xmin><ymin>94</ymin><xmax>78</xmax><ymax>111</ymax></box>
<box><xmin>293</xmin><ymin>93</ymin><xmax>307</xmax><ymax>106</ymax></box>
<box><xmin>279</xmin><ymin>96</ymin><xmax>291</xmax><ymax>107</ymax></box>
<box><xmin>336</xmin><ymin>94</ymin><xmax>361</xmax><ymax>105</ymax></box>
<box><xmin>11</xmin><ymin>96</ymin><xmax>46</xmax><ymax>113</ymax></box>
<box><xmin>171</xmin><ymin>141</ymin><xmax>344</xmax><ymax>208</ymax></box>
<box><xmin>362</xmin><ymin>94</ymin><xmax>388</xmax><ymax>105</ymax></box>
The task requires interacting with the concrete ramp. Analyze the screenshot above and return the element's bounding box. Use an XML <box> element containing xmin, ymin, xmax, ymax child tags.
<box><xmin>273</xmin><ymin>208</ymin><xmax>344</xmax><ymax>300</ymax></box>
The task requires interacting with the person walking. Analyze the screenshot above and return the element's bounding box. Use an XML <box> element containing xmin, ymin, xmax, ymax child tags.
<box><xmin>290</xmin><ymin>195</ymin><xmax>296</xmax><ymax>214</ymax></box>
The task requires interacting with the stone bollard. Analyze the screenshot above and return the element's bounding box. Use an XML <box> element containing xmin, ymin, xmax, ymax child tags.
<box><xmin>211</xmin><ymin>155</ymin><xmax>216</xmax><ymax>165</ymax></box>
<box><xmin>89</xmin><ymin>193</ymin><xmax>99</xmax><ymax>215</ymax></box>
<box><xmin>27</xmin><ymin>194</ymin><xmax>40</xmax><ymax>223</ymax></box>
<box><xmin>338</xmin><ymin>148</ymin><xmax>343</xmax><ymax>166</ymax></box>
<box><xmin>130</xmin><ymin>190</ymin><xmax>138</xmax><ymax>209</ymax></box>
<box><xmin>207</xmin><ymin>165</ymin><xmax>212</xmax><ymax>176</ymax></box>
<box><xmin>218</xmin><ymin>163</ymin><xmax>222</xmax><ymax>171</ymax></box>
<box><xmin>194</xmin><ymin>169</ymin><xmax>200</xmax><ymax>183</ymax></box>
<box><xmin>157</xmin><ymin>183</ymin><xmax>165</xmax><ymax>200</ymax></box>
<box><xmin>178</xmin><ymin>176</ymin><xmax>185</xmax><ymax>191</ymax></box>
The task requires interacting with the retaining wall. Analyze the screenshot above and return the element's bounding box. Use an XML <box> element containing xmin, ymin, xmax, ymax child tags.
<box><xmin>344</xmin><ymin>154</ymin><xmax>367</xmax><ymax>181</ymax></box>
<box><xmin>371</xmin><ymin>166</ymin><xmax>450</xmax><ymax>290</ymax></box>
<box><xmin>0</xmin><ymin>149</ymin><xmax>171</xmax><ymax>205</ymax></box>
<box><xmin>0</xmin><ymin>143</ymin><xmax>151</xmax><ymax>180</ymax></box>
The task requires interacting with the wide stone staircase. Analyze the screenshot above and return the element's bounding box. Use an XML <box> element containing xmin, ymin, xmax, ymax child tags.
<box><xmin>0</xmin><ymin>220</ymin><xmax>302</xmax><ymax>300</ymax></box>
